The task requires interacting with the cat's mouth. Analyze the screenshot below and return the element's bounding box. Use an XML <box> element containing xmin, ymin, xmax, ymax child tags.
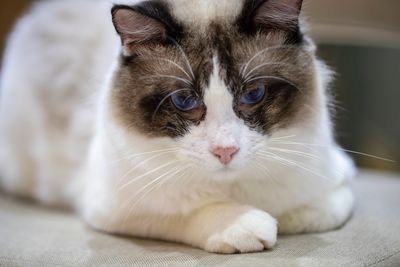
<box><xmin>209</xmin><ymin>166</ymin><xmax>242</xmax><ymax>180</ymax></box>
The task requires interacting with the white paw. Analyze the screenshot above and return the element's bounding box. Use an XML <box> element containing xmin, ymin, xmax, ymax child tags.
<box><xmin>205</xmin><ymin>210</ymin><xmax>277</xmax><ymax>254</ymax></box>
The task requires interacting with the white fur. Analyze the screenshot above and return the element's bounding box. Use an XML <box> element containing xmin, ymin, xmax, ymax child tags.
<box><xmin>169</xmin><ymin>0</ymin><xmax>245</xmax><ymax>28</ymax></box>
<box><xmin>0</xmin><ymin>0</ymin><xmax>355</xmax><ymax>253</ymax></box>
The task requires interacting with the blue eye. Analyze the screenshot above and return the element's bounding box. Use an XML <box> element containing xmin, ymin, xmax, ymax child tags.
<box><xmin>240</xmin><ymin>84</ymin><xmax>266</xmax><ymax>105</ymax></box>
<box><xmin>171</xmin><ymin>93</ymin><xmax>199</xmax><ymax>111</ymax></box>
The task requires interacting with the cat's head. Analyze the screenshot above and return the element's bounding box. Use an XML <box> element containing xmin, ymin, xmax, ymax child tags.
<box><xmin>109</xmin><ymin>0</ymin><xmax>321</xmax><ymax>179</ymax></box>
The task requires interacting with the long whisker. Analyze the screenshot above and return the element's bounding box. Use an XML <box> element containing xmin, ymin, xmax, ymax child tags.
<box><xmin>257</xmin><ymin>151</ymin><xmax>334</xmax><ymax>183</ymax></box>
<box><xmin>253</xmin><ymin>159</ymin><xmax>281</xmax><ymax>186</ymax></box>
<box><xmin>174</xmin><ymin>163</ymin><xmax>195</xmax><ymax>188</ymax></box>
<box><xmin>270</xmin><ymin>141</ymin><xmax>396</xmax><ymax>163</ymax></box>
<box><xmin>266</xmin><ymin>147</ymin><xmax>320</xmax><ymax>161</ymax></box>
<box><xmin>122</xmin><ymin>165</ymin><xmax>189</xmax><ymax>227</ymax></box>
<box><xmin>121</xmin><ymin>166</ymin><xmax>180</xmax><ymax>227</ymax></box>
<box><xmin>129</xmin><ymin>166</ymin><xmax>182</xmax><ymax>203</ymax></box>
<box><xmin>118</xmin><ymin>160</ymin><xmax>180</xmax><ymax>191</ymax></box>
<box><xmin>153</xmin><ymin>165</ymin><xmax>190</xmax><ymax>192</ymax></box>
<box><xmin>111</xmin><ymin>148</ymin><xmax>179</xmax><ymax>165</ymax></box>
<box><xmin>116</xmin><ymin>150</ymin><xmax>179</xmax><ymax>188</ymax></box>
<box><xmin>339</xmin><ymin>149</ymin><xmax>396</xmax><ymax>163</ymax></box>
<box><xmin>269</xmin><ymin>135</ymin><xmax>297</xmax><ymax>141</ymax></box>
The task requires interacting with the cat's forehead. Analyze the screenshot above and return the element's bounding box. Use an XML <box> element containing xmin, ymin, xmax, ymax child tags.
<box><xmin>166</xmin><ymin>0</ymin><xmax>245</xmax><ymax>27</ymax></box>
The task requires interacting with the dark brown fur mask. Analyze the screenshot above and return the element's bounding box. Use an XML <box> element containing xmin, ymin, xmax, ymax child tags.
<box><xmin>110</xmin><ymin>0</ymin><xmax>316</xmax><ymax>138</ymax></box>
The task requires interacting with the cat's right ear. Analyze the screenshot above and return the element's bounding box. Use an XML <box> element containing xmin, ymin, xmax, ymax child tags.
<box><xmin>238</xmin><ymin>0</ymin><xmax>303</xmax><ymax>36</ymax></box>
<box><xmin>112</xmin><ymin>6</ymin><xmax>168</xmax><ymax>57</ymax></box>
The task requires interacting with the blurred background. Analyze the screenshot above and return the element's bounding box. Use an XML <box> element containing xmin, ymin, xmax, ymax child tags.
<box><xmin>1</xmin><ymin>0</ymin><xmax>399</xmax><ymax>172</ymax></box>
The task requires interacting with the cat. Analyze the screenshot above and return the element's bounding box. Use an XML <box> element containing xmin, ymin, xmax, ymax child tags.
<box><xmin>0</xmin><ymin>0</ymin><xmax>355</xmax><ymax>253</ymax></box>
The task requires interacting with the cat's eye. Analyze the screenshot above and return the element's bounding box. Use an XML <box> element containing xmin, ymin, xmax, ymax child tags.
<box><xmin>240</xmin><ymin>84</ymin><xmax>266</xmax><ymax>105</ymax></box>
<box><xmin>171</xmin><ymin>93</ymin><xmax>199</xmax><ymax>111</ymax></box>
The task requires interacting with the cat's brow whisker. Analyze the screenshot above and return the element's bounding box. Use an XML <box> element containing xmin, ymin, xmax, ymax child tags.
<box><xmin>244</xmin><ymin>75</ymin><xmax>299</xmax><ymax>90</ymax></box>
<box><xmin>143</xmin><ymin>74</ymin><xmax>193</xmax><ymax>86</ymax></box>
<box><xmin>244</xmin><ymin>62</ymin><xmax>294</xmax><ymax>81</ymax></box>
<box><xmin>167</xmin><ymin>37</ymin><xmax>195</xmax><ymax>79</ymax></box>
<box><xmin>152</xmin><ymin>88</ymin><xmax>193</xmax><ymax>120</ymax></box>
<box><xmin>240</xmin><ymin>45</ymin><xmax>298</xmax><ymax>77</ymax></box>
<box><xmin>270</xmin><ymin>141</ymin><xmax>396</xmax><ymax>163</ymax></box>
<box><xmin>155</xmin><ymin>57</ymin><xmax>193</xmax><ymax>80</ymax></box>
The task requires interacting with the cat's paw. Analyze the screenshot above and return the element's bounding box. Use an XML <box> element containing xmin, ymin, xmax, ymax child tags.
<box><xmin>205</xmin><ymin>210</ymin><xmax>277</xmax><ymax>254</ymax></box>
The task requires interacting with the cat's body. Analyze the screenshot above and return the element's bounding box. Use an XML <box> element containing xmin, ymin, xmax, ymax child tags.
<box><xmin>0</xmin><ymin>0</ymin><xmax>355</xmax><ymax>253</ymax></box>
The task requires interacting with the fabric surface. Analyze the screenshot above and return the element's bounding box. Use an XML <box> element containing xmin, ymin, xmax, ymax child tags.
<box><xmin>0</xmin><ymin>170</ymin><xmax>400</xmax><ymax>267</ymax></box>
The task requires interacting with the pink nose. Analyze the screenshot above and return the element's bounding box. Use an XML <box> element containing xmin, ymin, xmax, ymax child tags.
<box><xmin>211</xmin><ymin>147</ymin><xmax>239</xmax><ymax>165</ymax></box>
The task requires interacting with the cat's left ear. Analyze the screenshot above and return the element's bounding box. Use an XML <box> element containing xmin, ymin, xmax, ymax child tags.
<box><xmin>112</xmin><ymin>4</ymin><xmax>176</xmax><ymax>57</ymax></box>
<box><xmin>239</xmin><ymin>0</ymin><xmax>303</xmax><ymax>34</ymax></box>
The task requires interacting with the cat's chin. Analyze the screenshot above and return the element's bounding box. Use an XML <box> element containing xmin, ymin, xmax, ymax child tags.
<box><xmin>207</xmin><ymin>167</ymin><xmax>242</xmax><ymax>181</ymax></box>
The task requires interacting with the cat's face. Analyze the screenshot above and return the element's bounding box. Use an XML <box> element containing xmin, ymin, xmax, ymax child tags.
<box><xmin>110</xmin><ymin>0</ymin><xmax>316</xmax><ymax>178</ymax></box>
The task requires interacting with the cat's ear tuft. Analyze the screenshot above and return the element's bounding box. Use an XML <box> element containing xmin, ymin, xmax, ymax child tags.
<box><xmin>240</xmin><ymin>0</ymin><xmax>303</xmax><ymax>34</ymax></box>
<box><xmin>112</xmin><ymin>6</ymin><xmax>167</xmax><ymax>56</ymax></box>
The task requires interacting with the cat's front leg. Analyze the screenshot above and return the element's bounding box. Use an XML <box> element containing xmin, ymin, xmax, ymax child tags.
<box><xmin>181</xmin><ymin>203</ymin><xmax>277</xmax><ymax>254</ymax></box>
<box><xmin>278</xmin><ymin>186</ymin><xmax>354</xmax><ymax>234</ymax></box>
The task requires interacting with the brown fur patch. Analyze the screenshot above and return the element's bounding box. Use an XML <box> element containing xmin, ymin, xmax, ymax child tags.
<box><xmin>110</xmin><ymin>0</ymin><xmax>316</xmax><ymax>138</ymax></box>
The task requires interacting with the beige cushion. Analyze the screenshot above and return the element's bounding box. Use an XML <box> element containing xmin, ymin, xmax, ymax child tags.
<box><xmin>1</xmin><ymin>170</ymin><xmax>400</xmax><ymax>267</ymax></box>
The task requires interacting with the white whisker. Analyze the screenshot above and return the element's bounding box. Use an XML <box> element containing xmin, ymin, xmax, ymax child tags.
<box><xmin>266</xmin><ymin>147</ymin><xmax>320</xmax><ymax>161</ymax></box>
<box><xmin>240</xmin><ymin>45</ymin><xmax>298</xmax><ymax>77</ymax></box>
<box><xmin>122</xmin><ymin>165</ymin><xmax>190</xmax><ymax>227</ymax></box>
<box><xmin>121</xmin><ymin>166</ymin><xmax>180</xmax><ymax>227</ymax></box>
<box><xmin>144</xmin><ymin>74</ymin><xmax>193</xmax><ymax>86</ymax></box>
<box><xmin>118</xmin><ymin>160</ymin><xmax>180</xmax><ymax>191</ymax></box>
<box><xmin>167</xmin><ymin>37</ymin><xmax>195</xmax><ymax>79</ymax></box>
<box><xmin>244</xmin><ymin>62</ymin><xmax>294</xmax><ymax>80</ymax></box>
<box><xmin>156</xmin><ymin>57</ymin><xmax>193</xmax><ymax>80</ymax></box>
<box><xmin>116</xmin><ymin>150</ymin><xmax>179</xmax><ymax>188</ymax></box>
<box><xmin>257</xmin><ymin>151</ymin><xmax>334</xmax><ymax>183</ymax></box>
<box><xmin>339</xmin><ymin>149</ymin><xmax>396</xmax><ymax>163</ymax></box>
<box><xmin>129</xmin><ymin>166</ymin><xmax>182</xmax><ymax>203</ymax></box>
<box><xmin>270</xmin><ymin>141</ymin><xmax>396</xmax><ymax>163</ymax></box>
<box><xmin>269</xmin><ymin>135</ymin><xmax>297</xmax><ymax>141</ymax></box>
<box><xmin>254</xmin><ymin>160</ymin><xmax>281</xmax><ymax>186</ymax></box>
<box><xmin>111</xmin><ymin>148</ymin><xmax>179</xmax><ymax>165</ymax></box>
